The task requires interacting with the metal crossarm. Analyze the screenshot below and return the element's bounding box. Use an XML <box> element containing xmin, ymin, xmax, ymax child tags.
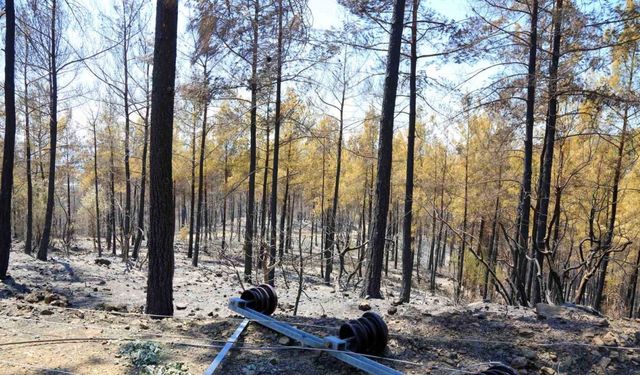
<box><xmin>204</xmin><ymin>318</ymin><xmax>250</xmax><ymax>375</ymax></box>
<box><xmin>228</xmin><ymin>297</ymin><xmax>403</xmax><ymax>375</ymax></box>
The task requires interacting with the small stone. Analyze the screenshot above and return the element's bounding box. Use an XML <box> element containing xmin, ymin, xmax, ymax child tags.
<box><xmin>598</xmin><ymin>356</ymin><xmax>611</xmax><ymax>369</ymax></box>
<box><xmin>139</xmin><ymin>322</ymin><xmax>149</xmax><ymax>329</ymax></box>
<box><xmin>44</xmin><ymin>293</ymin><xmax>59</xmax><ymax>304</ymax></box>
<box><xmin>521</xmin><ymin>348</ymin><xmax>536</xmax><ymax>360</ymax></box>
<box><xmin>278</xmin><ymin>336</ymin><xmax>293</xmax><ymax>346</ymax></box>
<box><xmin>473</xmin><ymin>312</ymin><xmax>486</xmax><ymax>320</ymax></box>
<box><xmin>596</xmin><ymin>318</ymin><xmax>609</xmax><ymax>327</ymax></box>
<box><xmin>388</xmin><ymin>306</ymin><xmax>397</xmax><ymax>315</ymax></box>
<box><xmin>358</xmin><ymin>302</ymin><xmax>371</xmax><ymax>311</ymax></box>
<box><xmin>592</xmin><ymin>337</ymin><xmax>605</xmax><ymax>346</ymax></box>
<box><xmin>175</xmin><ymin>303</ymin><xmax>188</xmax><ymax>310</ymax></box>
<box><xmin>540</xmin><ymin>367</ymin><xmax>556</xmax><ymax>375</ymax></box>
<box><xmin>511</xmin><ymin>357</ymin><xmax>528</xmax><ymax>369</ymax></box>
<box><xmin>40</xmin><ymin>309</ymin><xmax>54</xmax><ymax>316</ymax></box>
<box><xmin>518</xmin><ymin>328</ymin><xmax>535</xmax><ymax>338</ymax></box>
<box><xmin>94</xmin><ymin>259</ymin><xmax>111</xmax><ymax>266</ymax></box>
<box><xmin>25</xmin><ymin>291</ymin><xmax>43</xmax><ymax>303</ymax></box>
<box><xmin>269</xmin><ymin>357</ymin><xmax>278</xmax><ymax>365</ymax></box>
<box><xmin>602</xmin><ymin>332</ymin><xmax>618</xmax><ymax>346</ymax></box>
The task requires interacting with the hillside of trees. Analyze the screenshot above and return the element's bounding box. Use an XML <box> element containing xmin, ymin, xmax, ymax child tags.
<box><xmin>1</xmin><ymin>0</ymin><xmax>640</xmax><ymax>374</ymax></box>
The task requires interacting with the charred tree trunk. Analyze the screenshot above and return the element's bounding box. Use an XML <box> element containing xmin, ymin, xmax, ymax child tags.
<box><xmin>122</xmin><ymin>10</ymin><xmax>132</xmax><ymax>261</ymax></box>
<box><xmin>0</xmin><ymin>0</ymin><xmax>16</xmax><ymax>278</ymax></box>
<box><xmin>188</xmin><ymin>119</ymin><xmax>197</xmax><ymax>258</ymax></box>
<box><xmin>146</xmin><ymin>0</ymin><xmax>178</xmax><ymax>317</ymax></box>
<box><xmin>38</xmin><ymin>0</ymin><xmax>59</xmax><ymax>261</ymax></box>
<box><xmin>193</xmin><ymin>61</ymin><xmax>210</xmax><ymax>267</ymax></box>
<box><xmin>24</xmin><ymin>35</ymin><xmax>34</xmax><ymax>256</ymax></box>
<box><xmin>362</xmin><ymin>0</ymin><xmax>406</xmax><ymax>299</ymax></box>
<box><xmin>259</xmin><ymin>117</ymin><xmax>270</xmax><ymax>270</ymax></box>
<box><xmin>400</xmin><ymin>0</ymin><xmax>417</xmax><ymax>302</ymax></box>
<box><xmin>513</xmin><ymin>0</ymin><xmax>539</xmax><ymax>306</ymax></box>
<box><xmin>531</xmin><ymin>0</ymin><xmax>564</xmax><ymax>304</ymax></box>
<box><xmin>267</xmin><ymin>0</ymin><xmax>284</xmax><ymax>286</ymax></box>
<box><xmin>323</xmin><ymin>85</ymin><xmax>345</xmax><ymax>285</ymax></box>
<box><xmin>243</xmin><ymin>0</ymin><xmax>260</xmax><ymax>282</ymax></box>
<box><xmin>133</xmin><ymin>61</ymin><xmax>151</xmax><ymax>259</ymax></box>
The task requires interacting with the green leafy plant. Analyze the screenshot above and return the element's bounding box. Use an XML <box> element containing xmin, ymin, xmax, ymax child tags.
<box><xmin>119</xmin><ymin>341</ymin><xmax>161</xmax><ymax>368</ymax></box>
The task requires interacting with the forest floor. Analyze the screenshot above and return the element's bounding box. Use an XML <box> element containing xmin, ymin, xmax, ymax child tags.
<box><xmin>0</xmin><ymin>237</ymin><xmax>639</xmax><ymax>375</ymax></box>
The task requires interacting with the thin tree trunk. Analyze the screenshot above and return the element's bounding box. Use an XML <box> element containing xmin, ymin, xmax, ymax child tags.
<box><xmin>267</xmin><ymin>0</ymin><xmax>284</xmax><ymax>286</ymax></box>
<box><xmin>37</xmin><ymin>0</ymin><xmax>59</xmax><ymax>261</ymax></box>
<box><xmin>193</xmin><ymin>60</ymin><xmax>209</xmax><ymax>267</ymax></box>
<box><xmin>513</xmin><ymin>0</ymin><xmax>539</xmax><ymax>306</ymax></box>
<box><xmin>278</xmin><ymin>142</ymin><xmax>292</xmax><ymax>261</ymax></box>
<box><xmin>24</xmin><ymin>34</ymin><xmax>34</xmax><ymax>256</ymax></box>
<box><xmin>133</xmin><ymin>60</ymin><xmax>151</xmax><ymax>259</ymax></box>
<box><xmin>259</xmin><ymin>117</ymin><xmax>270</xmax><ymax>270</ymax></box>
<box><xmin>400</xmin><ymin>0</ymin><xmax>418</xmax><ymax>302</ymax></box>
<box><xmin>109</xmin><ymin>126</ymin><xmax>117</xmax><ymax>255</ymax></box>
<box><xmin>0</xmin><ymin>0</ymin><xmax>16</xmax><ymax>278</ymax></box>
<box><xmin>323</xmin><ymin>76</ymin><xmax>346</xmax><ymax>285</ymax></box>
<box><xmin>122</xmin><ymin>6</ymin><xmax>132</xmax><ymax>261</ymax></box>
<box><xmin>457</xmin><ymin>103</ymin><xmax>470</xmax><ymax>301</ymax></box>
<box><xmin>531</xmin><ymin>0</ymin><xmax>564</xmax><ymax>304</ymax></box>
<box><xmin>188</xmin><ymin>118</ymin><xmax>196</xmax><ymax>258</ymax></box>
<box><xmin>242</xmin><ymin>0</ymin><xmax>259</xmax><ymax>280</ymax></box>
<box><xmin>362</xmin><ymin>0</ymin><xmax>407</xmax><ymax>299</ymax></box>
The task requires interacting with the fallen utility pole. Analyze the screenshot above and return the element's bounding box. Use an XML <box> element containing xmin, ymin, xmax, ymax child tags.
<box><xmin>227</xmin><ymin>297</ymin><xmax>403</xmax><ymax>375</ymax></box>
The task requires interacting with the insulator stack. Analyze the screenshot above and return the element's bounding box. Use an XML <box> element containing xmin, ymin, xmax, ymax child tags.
<box><xmin>239</xmin><ymin>284</ymin><xmax>278</xmax><ymax>316</ymax></box>
<box><xmin>338</xmin><ymin>311</ymin><xmax>389</xmax><ymax>354</ymax></box>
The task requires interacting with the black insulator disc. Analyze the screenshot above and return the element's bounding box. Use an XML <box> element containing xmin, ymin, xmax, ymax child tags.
<box><xmin>339</xmin><ymin>320</ymin><xmax>366</xmax><ymax>353</ymax></box>
<box><xmin>358</xmin><ymin>315</ymin><xmax>378</xmax><ymax>353</ymax></box>
<box><xmin>258</xmin><ymin>284</ymin><xmax>278</xmax><ymax>315</ymax></box>
<box><xmin>240</xmin><ymin>288</ymin><xmax>259</xmax><ymax>310</ymax></box>
<box><xmin>253</xmin><ymin>286</ymin><xmax>269</xmax><ymax>313</ymax></box>
<box><xmin>362</xmin><ymin>312</ymin><xmax>388</xmax><ymax>354</ymax></box>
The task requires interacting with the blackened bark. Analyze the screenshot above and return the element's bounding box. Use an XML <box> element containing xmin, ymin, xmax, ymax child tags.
<box><xmin>193</xmin><ymin>70</ymin><xmax>210</xmax><ymax>267</ymax></box>
<box><xmin>259</xmin><ymin>118</ymin><xmax>270</xmax><ymax>270</ymax></box>
<box><xmin>146</xmin><ymin>0</ymin><xmax>178</xmax><ymax>317</ymax></box>
<box><xmin>92</xmin><ymin>118</ymin><xmax>102</xmax><ymax>257</ymax></box>
<box><xmin>268</xmin><ymin>0</ymin><xmax>284</xmax><ymax>286</ymax></box>
<box><xmin>38</xmin><ymin>0</ymin><xmax>59</xmax><ymax>261</ymax></box>
<box><xmin>0</xmin><ymin>0</ymin><xmax>16</xmax><ymax>278</ymax></box>
<box><xmin>24</xmin><ymin>34</ymin><xmax>34</xmax><ymax>256</ymax></box>
<box><xmin>109</xmin><ymin>127</ymin><xmax>117</xmax><ymax>255</ymax></box>
<box><xmin>188</xmin><ymin>119</ymin><xmax>196</xmax><ymax>258</ymax></box>
<box><xmin>243</xmin><ymin>0</ymin><xmax>260</xmax><ymax>282</ymax></box>
<box><xmin>361</xmin><ymin>0</ymin><xmax>406</xmax><ymax>299</ymax></box>
<box><xmin>123</xmin><ymin>10</ymin><xmax>132</xmax><ymax>261</ymax></box>
<box><xmin>323</xmin><ymin>87</ymin><xmax>345</xmax><ymax>285</ymax></box>
<box><xmin>399</xmin><ymin>0</ymin><xmax>418</xmax><ymax>303</ymax></box>
<box><xmin>531</xmin><ymin>0</ymin><xmax>564</xmax><ymax>304</ymax></box>
<box><xmin>133</xmin><ymin>61</ymin><xmax>151</xmax><ymax>259</ymax></box>
<box><xmin>513</xmin><ymin>0</ymin><xmax>539</xmax><ymax>306</ymax></box>
<box><xmin>457</xmin><ymin>108</ymin><xmax>470</xmax><ymax>301</ymax></box>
